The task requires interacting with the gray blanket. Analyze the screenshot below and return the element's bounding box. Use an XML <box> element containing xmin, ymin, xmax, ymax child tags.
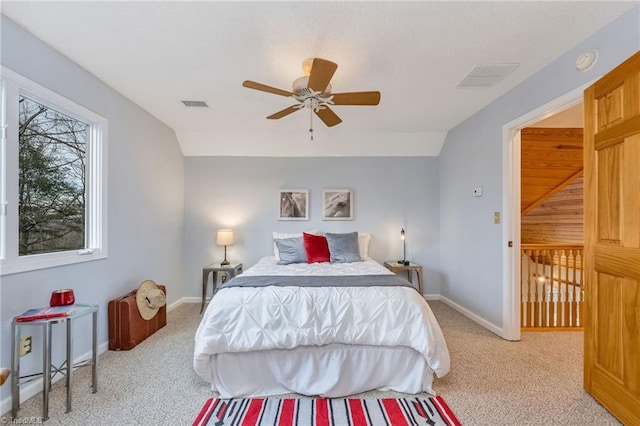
<box><xmin>218</xmin><ymin>274</ymin><xmax>417</xmax><ymax>292</ymax></box>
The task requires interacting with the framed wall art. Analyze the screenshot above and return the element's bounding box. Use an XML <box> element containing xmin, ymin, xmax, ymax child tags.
<box><xmin>322</xmin><ymin>189</ymin><xmax>353</xmax><ymax>220</ymax></box>
<box><xmin>278</xmin><ymin>189</ymin><xmax>309</xmax><ymax>220</ymax></box>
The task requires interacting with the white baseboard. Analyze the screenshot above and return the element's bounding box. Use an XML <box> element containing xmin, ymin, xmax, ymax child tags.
<box><xmin>2</xmin><ymin>298</ymin><xmax>201</xmax><ymax>416</ymax></box>
<box><xmin>1</xmin><ymin>293</ymin><xmax>504</xmax><ymax>416</ymax></box>
<box><xmin>173</xmin><ymin>294</ymin><xmax>506</xmax><ymax>337</ymax></box>
<box><xmin>1</xmin><ymin>342</ymin><xmax>109</xmax><ymax>417</ymax></box>
<box><xmin>429</xmin><ymin>294</ymin><xmax>504</xmax><ymax>337</ymax></box>
<box><xmin>167</xmin><ymin>297</ymin><xmax>200</xmax><ymax>312</ymax></box>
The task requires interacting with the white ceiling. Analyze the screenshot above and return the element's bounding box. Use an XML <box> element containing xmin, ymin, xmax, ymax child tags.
<box><xmin>1</xmin><ymin>1</ymin><xmax>635</xmax><ymax>156</ymax></box>
<box><xmin>531</xmin><ymin>103</ymin><xmax>584</xmax><ymax>128</ymax></box>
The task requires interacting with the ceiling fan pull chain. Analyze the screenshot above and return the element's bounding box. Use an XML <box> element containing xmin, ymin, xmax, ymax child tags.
<box><xmin>309</xmin><ymin>108</ymin><xmax>314</xmax><ymax>141</ymax></box>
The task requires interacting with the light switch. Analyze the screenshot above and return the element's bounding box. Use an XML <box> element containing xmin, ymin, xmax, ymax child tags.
<box><xmin>494</xmin><ymin>212</ymin><xmax>500</xmax><ymax>224</ymax></box>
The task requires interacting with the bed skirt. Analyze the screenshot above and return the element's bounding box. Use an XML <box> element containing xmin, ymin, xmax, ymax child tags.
<box><xmin>204</xmin><ymin>344</ymin><xmax>434</xmax><ymax>398</ymax></box>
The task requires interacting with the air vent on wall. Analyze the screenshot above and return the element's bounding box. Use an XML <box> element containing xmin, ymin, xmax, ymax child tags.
<box><xmin>181</xmin><ymin>100</ymin><xmax>209</xmax><ymax>108</ymax></box>
<box><xmin>457</xmin><ymin>63</ymin><xmax>519</xmax><ymax>87</ymax></box>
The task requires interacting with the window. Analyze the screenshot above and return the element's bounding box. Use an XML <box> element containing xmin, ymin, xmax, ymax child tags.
<box><xmin>19</xmin><ymin>96</ymin><xmax>87</xmax><ymax>255</ymax></box>
<box><xmin>1</xmin><ymin>67</ymin><xmax>107</xmax><ymax>275</ymax></box>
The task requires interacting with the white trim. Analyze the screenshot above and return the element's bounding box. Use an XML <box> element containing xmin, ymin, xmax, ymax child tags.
<box><xmin>0</xmin><ymin>292</ymin><xmax>505</xmax><ymax>417</ymax></box>
<box><xmin>0</xmin><ymin>79</ymin><xmax>7</xmax><ymax>263</ymax></box>
<box><xmin>0</xmin><ymin>67</ymin><xmax>104</xmax><ymax>123</ymax></box>
<box><xmin>430</xmin><ymin>294</ymin><xmax>504</xmax><ymax>337</ymax></box>
<box><xmin>182</xmin><ymin>293</ymin><xmax>505</xmax><ymax>337</ymax></box>
<box><xmin>167</xmin><ymin>297</ymin><xmax>200</xmax><ymax>312</ymax></box>
<box><xmin>0</xmin><ymin>342</ymin><xmax>109</xmax><ymax>417</ymax></box>
<box><xmin>501</xmin><ymin>129</ymin><xmax>522</xmax><ymax>341</ymax></box>
<box><xmin>0</xmin><ymin>66</ymin><xmax>108</xmax><ymax>276</ymax></box>
<box><xmin>501</xmin><ymin>82</ymin><xmax>593</xmax><ymax>341</ymax></box>
<box><xmin>0</xmin><ymin>295</ymin><xmax>186</xmax><ymax>416</ymax></box>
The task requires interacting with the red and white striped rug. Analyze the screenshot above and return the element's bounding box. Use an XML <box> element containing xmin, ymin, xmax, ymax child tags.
<box><xmin>193</xmin><ymin>396</ymin><xmax>461</xmax><ymax>426</ymax></box>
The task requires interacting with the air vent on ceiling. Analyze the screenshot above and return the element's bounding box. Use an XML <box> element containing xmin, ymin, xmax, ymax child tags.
<box><xmin>181</xmin><ymin>100</ymin><xmax>209</xmax><ymax>108</ymax></box>
<box><xmin>457</xmin><ymin>63</ymin><xmax>519</xmax><ymax>87</ymax></box>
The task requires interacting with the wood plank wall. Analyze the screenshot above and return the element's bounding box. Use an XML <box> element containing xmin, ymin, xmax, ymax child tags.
<box><xmin>521</xmin><ymin>127</ymin><xmax>584</xmax><ymax>244</ymax></box>
<box><xmin>521</xmin><ymin>127</ymin><xmax>583</xmax><ymax>214</ymax></box>
<box><xmin>522</xmin><ymin>175</ymin><xmax>584</xmax><ymax>243</ymax></box>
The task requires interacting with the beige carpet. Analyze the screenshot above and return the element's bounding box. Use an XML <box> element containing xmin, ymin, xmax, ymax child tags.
<box><xmin>3</xmin><ymin>301</ymin><xmax>619</xmax><ymax>425</ymax></box>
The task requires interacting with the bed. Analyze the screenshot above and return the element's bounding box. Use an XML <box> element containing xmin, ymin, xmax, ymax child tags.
<box><xmin>193</xmin><ymin>234</ymin><xmax>450</xmax><ymax>398</ymax></box>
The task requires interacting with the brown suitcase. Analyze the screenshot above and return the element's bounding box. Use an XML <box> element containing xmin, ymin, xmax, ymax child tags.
<box><xmin>108</xmin><ymin>285</ymin><xmax>167</xmax><ymax>350</ymax></box>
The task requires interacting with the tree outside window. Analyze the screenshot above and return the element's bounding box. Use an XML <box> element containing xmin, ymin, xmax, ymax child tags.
<box><xmin>18</xmin><ymin>96</ymin><xmax>87</xmax><ymax>255</ymax></box>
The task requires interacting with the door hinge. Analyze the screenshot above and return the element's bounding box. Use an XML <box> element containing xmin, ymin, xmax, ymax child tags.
<box><xmin>508</xmin><ymin>241</ymin><xmax>513</xmax><ymax>247</ymax></box>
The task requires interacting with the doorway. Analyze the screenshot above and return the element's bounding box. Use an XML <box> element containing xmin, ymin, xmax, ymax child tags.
<box><xmin>520</xmin><ymin>106</ymin><xmax>584</xmax><ymax>330</ymax></box>
<box><xmin>501</xmin><ymin>82</ymin><xmax>592</xmax><ymax>341</ymax></box>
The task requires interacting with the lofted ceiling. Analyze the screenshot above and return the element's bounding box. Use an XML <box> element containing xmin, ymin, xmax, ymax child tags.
<box><xmin>520</xmin><ymin>127</ymin><xmax>583</xmax><ymax>215</ymax></box>
<box><xmin>1</xmin><ymin>1</ymin><xmax>635</xmax><ymax>157</ymax></box>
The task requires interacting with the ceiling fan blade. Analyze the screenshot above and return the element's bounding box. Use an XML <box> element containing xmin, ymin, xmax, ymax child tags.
<box><xmin>315</xmin><ymin>106</ymin><xmax>342</xmax><ymax>127</ymax></box>
<box><xmin>307</xmin><ymin>59</ymin><xmax>338</xmax><ymax>93</ymax></box>
<box><xmin>331</xmin><ymin>91</ymin><xmax>381</xmax><ymax>106</ymax></box>
<box><xmin>243</xmin><ymin>80</ymin><xmax>293</xmax><ymax>97</ymax></box>
<box><xmin>267</xmin><ymin>105</ymin><xmax>300</xmax><ymax>120</ymax></box>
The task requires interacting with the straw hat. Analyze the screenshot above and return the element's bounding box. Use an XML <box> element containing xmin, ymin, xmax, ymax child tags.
<box><xmin>136</xmin><ymin>280</ymin><xmax>166</xmax><ymax>320</ymax></box>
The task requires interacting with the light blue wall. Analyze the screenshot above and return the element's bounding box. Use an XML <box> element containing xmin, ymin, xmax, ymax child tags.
<box><xmin>1</xmin><ymin>3</ymin><xmax>638</xmax><ymax>409</ymax></box>
<box><xmin>183</xmin><ymin>156</ymin><xmax>440</xmax><ymax>298</ymax></box>
<box><xmin>439</xmin><ymin>7</ymin><xmax>640</xmax><ymax>327</ymax></box>
<box><xmin>0</xmin><ymin>15</ymin><xmax>185</xmax><ymax>404</ymax></box>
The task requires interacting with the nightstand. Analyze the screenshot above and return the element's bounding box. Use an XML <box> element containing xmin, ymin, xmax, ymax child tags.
<box><xmin>384</xmin><ymin>261</ymin><xmax>424</xmax><ymax>295</ymax></box>
<box><xmin>201</xmin><ymin>262</ymin><xmax>243</xmax><ymax>314</ymax></box>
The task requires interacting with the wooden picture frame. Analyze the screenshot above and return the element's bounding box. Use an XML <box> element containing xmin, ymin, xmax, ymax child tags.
<box><xmin>278</xmin><ymin>189</ymin><xmax>309</xmax><ymax>220</ymax></box>
<box><xmin>322</xmin><ymin>189</ymin><xmax>353</xmax><ymax>220</ymax></box>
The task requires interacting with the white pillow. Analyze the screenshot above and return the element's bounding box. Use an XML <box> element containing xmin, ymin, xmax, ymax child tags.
<box><xmin>358</xmin><ymin>233</ymin><xmax>371</xmax><ymax>259</ymax></box>
<box><xmin>273</xmin><ymin>230</ymin><xmax>317</xmax><ymax>260</ymax></box>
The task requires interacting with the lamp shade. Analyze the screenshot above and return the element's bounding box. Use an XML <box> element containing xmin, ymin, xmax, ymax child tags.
<box><xmin>216</xmin><ymin>229</ymin><xmax>234</xmax><ymax>246</ymax></box>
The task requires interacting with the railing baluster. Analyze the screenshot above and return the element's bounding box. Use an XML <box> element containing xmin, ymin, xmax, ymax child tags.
<box><xmin>520</xmin><ymin>244</ymin><xmax>584</xmax><ymax>331</ymax></box>
<box><xmin>548</xmin><ymin>249</ymin><xmax>553</xmax><ymax>327</ymax></box>
<box><xmin>521</xmin><ymin>251</ymin><xmax>527</xmax><ymax>327</ymax></box>
<box><xmin>564</xmin><ymin>249</ymin><xmax>572</xmax><ymax>327</ymax></box>
<box><xmin>572</xmin><ymin>249</ymin><xmax>577</xmax><ymax>327</ymax></box>
<box><xmin>545</xmin><ymin>250</ymin><xmax>551</xmax><ymax>327</ymax></box>
<box><xmin>534</xmin><ymin>249</ymin><xmax>541</xmax><ymax>328</ymax></box>
<box><xmin>577</xmin><ymin>249</ymin><xmax>583</xmax><ymax>326</ymax></box>
<box><xmin>528</xmin><ymin>251</ymin><xmax>534</xmax><ymax>327</ymax></box>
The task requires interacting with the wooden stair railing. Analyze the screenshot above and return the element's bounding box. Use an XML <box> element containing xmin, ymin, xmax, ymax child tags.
<box><xmin>521</xmin><ymin>244</ymin><xmax>584</xmax><ymax>330</ymax></box>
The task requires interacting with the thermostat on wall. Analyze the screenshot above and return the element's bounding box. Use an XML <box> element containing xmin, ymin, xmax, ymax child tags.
<box><xmin>473</xmin><ymin>186</ymin><xmax>483</xmax><ymax>197</ymax></box>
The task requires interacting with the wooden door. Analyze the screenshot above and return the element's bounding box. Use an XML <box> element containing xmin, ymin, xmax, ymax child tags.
<box><xmin>583</xmin><ymin>51</ymin><xmax>640</xmax><ymax>425</ymax></box>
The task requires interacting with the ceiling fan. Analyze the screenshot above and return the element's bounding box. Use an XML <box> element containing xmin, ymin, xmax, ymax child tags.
<box><xmin>242</xmin><ymin>58</ymin><xmax>381</xmax><ymax>133</ymax></box>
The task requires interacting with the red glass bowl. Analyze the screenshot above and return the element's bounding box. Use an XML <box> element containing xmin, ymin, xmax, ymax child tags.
<box><xmin>50</xmin><ymin>289</ymin><xmax>75</xmax><ymax>307</ymax></box>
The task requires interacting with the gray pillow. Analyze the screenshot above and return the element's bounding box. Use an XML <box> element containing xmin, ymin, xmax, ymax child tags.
<box><xmin>325</xmin><ymin>232</ymin><xmax>362</xmax><ymax>263</ymax></box>
<box><xmin>274</xmin><ymin>237</ymin><xmax>308</xmax><ymax>264</ymax></box>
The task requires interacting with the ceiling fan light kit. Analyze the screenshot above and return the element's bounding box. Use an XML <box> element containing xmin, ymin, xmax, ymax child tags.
<box><xmin>242</xmin><ymin>58</ymin><xmax>381</xmax><ymax>139</ymax></box>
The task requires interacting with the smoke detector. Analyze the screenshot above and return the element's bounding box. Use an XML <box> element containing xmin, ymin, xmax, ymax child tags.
<box><xmin>576</xmin><ymin>49</ymin><xmax>598</xmax><ymax>72</ymax></box>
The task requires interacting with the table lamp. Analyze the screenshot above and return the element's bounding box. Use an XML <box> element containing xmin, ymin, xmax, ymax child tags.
<box><xmin>398</xmin><ymin>228</ymin><xmax>409</xmax><ymax>265</ymax></box>
<box><xmin>216</xmin><ymin>229</ymin><xmax>234</xmax><ymax>266</ymax></box>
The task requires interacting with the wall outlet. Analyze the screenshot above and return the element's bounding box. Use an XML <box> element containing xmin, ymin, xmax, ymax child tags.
<box><xmin>473</xmin><ymin>186</ymin><xmax>483</xmax><ymax>197</ymax></box>
<box><xmin>494</xmin><ymin>212</ymin><xmax>501</xmax><ymax>224</ymax></box>
<box><xmin>20</xmin><ymin>336</ymin><xmax>32</xmax><ymax>356</ymax></box>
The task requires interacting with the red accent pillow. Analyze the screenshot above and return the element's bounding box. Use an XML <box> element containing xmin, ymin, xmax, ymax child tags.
<box><xmin>303</xmin><ymin>233</ymin><xmax>330</xmax><ymax>263</ymax></box>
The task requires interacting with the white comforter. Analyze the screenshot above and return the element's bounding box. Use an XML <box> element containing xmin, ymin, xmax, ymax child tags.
<box><xmin>193</xmin><ymin>257</ymin><xmax>450</xmax><ymax>385</ymax></box>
